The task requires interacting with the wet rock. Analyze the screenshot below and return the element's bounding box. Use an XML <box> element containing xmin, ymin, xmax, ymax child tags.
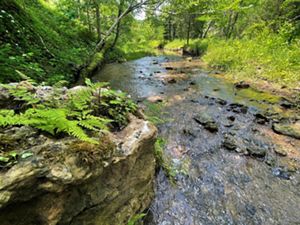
<box><xmin>183</xmin><ymin>128</ymin><xmax>196</xmax><ymax>138</ymax></box>
<box><xmin>216</xmin><ymin>98</ymin><xmax>227</xmax><ymax>105</ymax></box>
<box><xmin>222</xmin><ymin>134</ymin><xmax>237</xmax><ymax>150</ymax></box>
<box><xmin>274</xmin><ymin>146</ymin><xmax>287</xmax><ymax>157</ymax></box>
<box><xmin>186</xmin><ymin>57</ymin><xmax>193</xmax><ymax>62</ymax></box>
<box><xmin>153</xmin><ymin>60</ymin><xmax>159</xmax><ymax>64</ymax></box>
<box><xmin>246</xmin><ymin>140</ymin><xmax>267</xmax><ymax>158</ymax></box>
<box><xmin>245</xmin><ymin>204</ymin><xmax>257</xmax><ymax>216</ymax></box>
<box><xmin>254</xmin><ymin>113</ymin><xmax>270</xmax><ymax>124</ymax></box>
<box><xmin>280</xmin><ymin>97</ymin><xmax>296</xmax><ymax>109</ymax></box>
<box><xmin>189</xmin><ymin>81</ymin><xmax>196</xmax><ymax>86</ymax></box>
<box><xmin>167</xmin><ymin>78</ymin><xmax>177</xmax><ymax>84</ymax></box>
<box><xmin>234</xmin><ymin>81</ymin><xmax>250</xmax><ymax>89</ymax></box>
<box><xmin>165</xmin><ymin>67</ymin><xmax>175</xmax><ymax>70</ymax></box>
<box><xmin>227</xmin><ymin>115</ymin><xmax>236</xmax><ymax>122</ymax></box>
<box><xmin>272</xmin><ymin>123</ymin><xmax>300</xmax><ymax>139</ymax></box>
<box><xmin>213</xmin><ymin>88</ymin><xmax>220</xmax><ymax>91</ymax></box>
<box><xmin>272</xmin><ymin>167</ymin><xmax>291</xmax><ymax>180</ymax></box>
<box><xmin>247</xmin><ymin>146</ymin><xmax>266</xmax><ymax>157</ymax></box>
<box><xmin>147</xmin><ymin>96</ymin><xmax>164</xmax><ymax>103</ymax></box>
<box><xmin>265</xmin><ymin>155</ymin><xmax>276</xmax><ymax>167</ymax></box>
<box><xmin>194</xmin><ymin>113</ymin><xmax>218</xmax><ymax>132</ymax></box>
<box><xmin>223</xmin><ymin>120</ymin><xmax>234</xmax><ymax>128</ymax></box>
<box><xmin>228</xmin><ymin>103</ymin><xmax>248</xmax><ymax>114</ymax></box>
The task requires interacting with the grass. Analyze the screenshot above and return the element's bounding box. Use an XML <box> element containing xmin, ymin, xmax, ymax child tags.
<box><xmin>162</xmin><ymin>35</ymin><xmax>300</xmax><ymax>88</ymax></box>
<box><xmin>203</xmin><ymin>36</ymin><xmax>300</xmax><ymax>87</ymax></box>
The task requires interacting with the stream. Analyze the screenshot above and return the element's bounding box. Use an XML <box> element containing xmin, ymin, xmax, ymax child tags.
<box><xmin>93</xmin><ymin>54</ymin><xmax>300</xmax><ymax>225</ymax></box>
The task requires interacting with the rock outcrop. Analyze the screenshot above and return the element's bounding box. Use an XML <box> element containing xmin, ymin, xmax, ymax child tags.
<box><xmin>0</xmin><ymin>116</ymin><xmax>157</xmax><ymax>225</ymax></box>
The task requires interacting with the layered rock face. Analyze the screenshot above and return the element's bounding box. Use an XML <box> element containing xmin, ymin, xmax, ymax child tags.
<box><xmin>0</xmin><ymin>117</ymin><xmax>157</xmax><ymax>225</ymax></box>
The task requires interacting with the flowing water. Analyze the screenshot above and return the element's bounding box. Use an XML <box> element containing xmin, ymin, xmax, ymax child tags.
<box><xmin>93</xmin><ymin>54</ymin><xmax>300</xmax><ymax>225</ymax></box>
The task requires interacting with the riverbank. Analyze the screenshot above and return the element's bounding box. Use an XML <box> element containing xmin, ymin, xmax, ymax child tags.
<box><xmin>154</xmin><ymin>37</ymin><xmax>300</xmax><ymax>100</ymax></box>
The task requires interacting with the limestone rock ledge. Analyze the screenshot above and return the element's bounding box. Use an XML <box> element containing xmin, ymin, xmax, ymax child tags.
<box><xmin>0</xmin><ymin>117</ymin><xmax>157</xmax><ymax>225</ymax></box>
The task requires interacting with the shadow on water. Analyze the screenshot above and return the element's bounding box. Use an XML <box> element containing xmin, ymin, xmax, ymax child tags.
<box><xmin>93</xmin><ymin>55</ymin><xmax>300</xmax><ymax>225</ymax></box>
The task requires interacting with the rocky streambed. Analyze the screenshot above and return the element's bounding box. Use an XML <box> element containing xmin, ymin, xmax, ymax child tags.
<box><xmin>93</xmin><ymin>54</ymin><xmax>300</xmax><ymax>225</ymax></box>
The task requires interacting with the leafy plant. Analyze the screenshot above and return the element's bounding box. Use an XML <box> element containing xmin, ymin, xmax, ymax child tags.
<box><xmin>126</xmin><ymin>213</ymin><xmax>146</xmax><ymax>225</ymax></box>
<box><xmin>0</xmin><ymin>150</ymin><xmax>33</xmax><ymax>168</ymax></box>
<box><xmin>0</xmin><ymin>79</ymin><xmax>137</xmax><ymax>144</ymax></box>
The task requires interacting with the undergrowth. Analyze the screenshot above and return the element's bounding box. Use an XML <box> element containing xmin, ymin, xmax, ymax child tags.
<box><xmin>0</xmin><ymin>79</ymin><xmax>137</xmax><ymax>144</ymax></box>
<box><xmin>162</xmin><ymin>33</ymin><xmax>300</xmax><ymax>87</ymax></box>
<box><xmin>0</xmin><ymin>0</ymin><xmax>93</xmax><ymax>84</ymax></box>
<box><xmin>203</xmin><ymin>35</ymin><xmax>300</xmax><ymax>87</ymax></box>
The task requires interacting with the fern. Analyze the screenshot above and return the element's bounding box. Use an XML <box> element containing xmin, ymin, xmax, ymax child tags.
<box><xmin>0</xmin><ymin>79</ymin><xmax>137</xmax><ymax>144</ymax></box>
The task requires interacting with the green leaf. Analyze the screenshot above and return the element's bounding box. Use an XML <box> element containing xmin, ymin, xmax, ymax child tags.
<box><xmin>20</xmin><ymin>152</ymin><xmax>33</xmax><ymax>159</ymax></box>
<box><xmin>0</xmin><ymin>156</ymin><xmax>10</xmax><ymax>163</ymax></box>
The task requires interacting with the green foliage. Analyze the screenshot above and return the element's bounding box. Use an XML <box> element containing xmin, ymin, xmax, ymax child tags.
<box><xmin>142</xmin><ymin>101</ymin><xmax>167</xmax><ymax>125</ymax></box>
<box><xmin>0</xmin><ymin>79</ymin><xmax>137</xmax><ymax>144</ymax></box>
<box><xmin>164</xmin><ymin>39</ymin><xmax>186</xmax><ymax>49</ymax></box>
<box><xmin>202</xmin><ymin>34</ymin><xmax>300</xmax><ymax>86</ymax></box>
<box><xmin>184</xmin><ymin>39</ymin><xmax>208</xmax><ymax>56</ymax></box>
<box><xmin>0</xmin><ymin>150</ymin><xmax>33</xmax><ymax>168</ymax></box>
<box><xmin>126</xmin><ymin>213</ymin><xmax>146</xmax><ymax>225</ymax></box>
<box><xmin>0</xmin><ymin>0</ymin><xmax>93</xmax><ymax>84</ymax></box>
<box><xmin>87</xmin><ymin>52</ymin><xmax>104</xmax><ymax>73</ymax></box>
<box><xmin>154</xmin><ymin>138</ymin><xmax>177</xmax><ymax>179</ymax></box>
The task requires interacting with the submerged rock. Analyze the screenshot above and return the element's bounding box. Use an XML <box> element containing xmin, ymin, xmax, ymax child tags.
<box><xmin>272</xmin><ymin>122</ymin><xmax>300</xmax><ymax>139</ymax></box>
<box><xmin>228</xmin><ymin>103</ymin><xmax>248</xmax><ymax>114</ymax></box>
<box><xmin>0</xmin><ymin>117</ymin><xmax>157</xmax><ymax>225</ymax></box>
<box><xmin>194</xmin><ymin>113</ymin><xmax>218</xmax><ymax>132</ymax></box>
<box><xmin>245</xmin><ymin>139</ymin><xmax>267</xmax><ymax>158</ymax></box>
<box><xmin>223</xmin><ymin>134</ymin><xmax>237</xmax><ymax>150</ymax></box>
<box><xmin>272</xmin><ymin>167</ymin><xmax>291</xmax><ymax>180</ymax></box>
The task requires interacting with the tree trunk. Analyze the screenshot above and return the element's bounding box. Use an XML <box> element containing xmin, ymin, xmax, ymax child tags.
<box><xmin>186</xmin><ymin>15</ymin><xmax>191</xmax><ymax>45</ymax></box>
<box><xmin>95</xmin><ymin>1</ymin><xmax>101</xmax><ymax>41</ymax></box>
<box><xmin>202</xmin><ymin>21</ymin><xmax>213</xmax><ymax>39</ymax></box>
<box><xmin>86</xmin><ymin>1</ymin><xmax>92</xmax><ymax>33</ymax></box>
<box><xmin>111</xmin><ymin>0</ymin><xmax>124</xmax><ymax>49</ymax></box>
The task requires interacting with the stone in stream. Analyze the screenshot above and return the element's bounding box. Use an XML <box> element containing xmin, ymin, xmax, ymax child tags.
<box><xmin>274</xmin><ymin>146</ymin><xmax>287</xmax><ymax>156</ymax></box>
<box><xmin>246</xmin><ymin>142</ymin><xmax>267</xmax><ymax>158</ymax></box>
<box><xmin>165</xmin><ymin>66</ymin><xmax>175</xmax><ymax>70</ymax></box>
<box><xmin>228</xmin><ymin>103</ymin><xmax>248</xmax><ymax>114</ymax></box>
<box><xmin>167</xmin><ymin>78</ymin><xmax>177</xmax><ymax>84</ymax></box>
<box><xmin>272</xmin><ymin>122</ymin><xmax>300</xmax><ymax>139</ymax></box>
<box><xmin>193</xmin><ymin>113</ymin><xmax>218</xmax><ymax>132</ymax></box>
<box><xmin>222</xmin><ymin>134</ymin><xmax>237</xmax><ymax>150</ymax></box>
<box><xmin>280</xmin><ymin>97</ymin><xmax>296</xmax><ymax>109</ymax></box>
<box><xmin>216</xmin><ymin>98</ymin><xmax>227</xmax><ymax>106</ymax></box>
<box><xmin>234</xmin><ymin>81</ymin><xmax>250</xmax><ymax>89</ymax></box>
<box><xmin>254</xmin><ymin>113</ymin><xmax>270</xmax><ymax>124</ymax></box>
<box><xmin>227</xmin><ymin>115</ymin><xmax>236</xmax><ymax>122</ymax></box>
<box><xmin>147</xmin><ymin>96</ymin><xmax>164</xmax><ymax>103</ymax></box>
<box><xmin>272</xmin><ymin>167</ymin><xmax>291</xmax><ymax>180</ymax></box>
